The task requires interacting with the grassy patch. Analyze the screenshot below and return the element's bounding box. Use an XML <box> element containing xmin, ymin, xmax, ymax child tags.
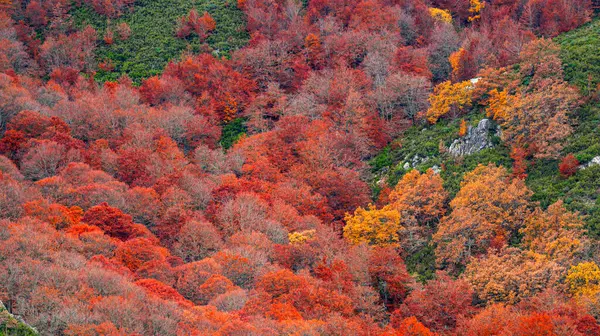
<box><xmin>555</xmin><ymin>19</ymin><xmax>600</xmax><ymax>95</ymax></box>
<box><xmin>0</xmin><ymin>303</ymin><xmax>38</xmax><ymax>336</ymax></box>
<box><xmin>72</xmin><ymin>0</ymin><xmax>248</xmax><ymax>84</ymax></box>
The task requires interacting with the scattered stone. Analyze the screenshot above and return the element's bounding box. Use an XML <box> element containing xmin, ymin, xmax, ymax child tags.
<box><xmin>579</xmin><ymin>156</ymin><xmax>600</xmax><ymax>170</ymax></box>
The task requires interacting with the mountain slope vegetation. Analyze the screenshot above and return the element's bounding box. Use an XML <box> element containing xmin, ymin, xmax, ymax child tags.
<box><xmin>1</xmin><ymin>0</ymin><xmax>599</xmax><ymax>335</ymax></box>
<box><xmin>72</xmin><ymin>0</ymin><xmax>248</xmax><ymax>83</ymax></box>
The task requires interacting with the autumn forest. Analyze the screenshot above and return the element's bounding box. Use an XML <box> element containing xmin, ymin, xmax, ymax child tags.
<box><xmin>1</xmin><ymin>0</ymin><xmax>600</xmax><ymax>335</ymax></box>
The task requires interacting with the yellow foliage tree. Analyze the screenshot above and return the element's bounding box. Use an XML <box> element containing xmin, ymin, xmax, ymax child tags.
<box><xmin>486</xmin><ymin>88</ymin><xmax>518</xmax><ymax>121</ymax></box>
<box><xmin>223</xmin><ymin>94</ymin><xmax>238</xmax><ymax>123</ymax></box>
<box><xmin>288</xmin><ymin>229</ymin><xmax>316</xmax><ymax>245</ymax></box>
<box><xmin>388</xmin><ymin>169</ymin><xmax>448</xmax><ymax>253</ymax></box>
<box><xmin>428</xmin><ymin>8</ymin><xmax>453</xmax><ymax>24</ymax></box>
<box><xmin>449</xmin><ymin>48</ymin><xmax>466</xmax><ymax>80</ymax></box>
<box><xmin>426</xmin><ymin>80</ymin><xmax>473</xmax><ymax>124</ymax></box>
<box><xmin>464</xmin><ymin>248</ymin><xmax>564</xmax><ymax>304</ymax></box>
<box><xmin>343</xmin><ymin>204</ymin><xmax>402</xmax><ymax>246</ymax></box>
<box><xmin>304</xmin><ymin>33</ymin><xmax>323</xmax><ymax>68</ymax></box>
<box><xmin>566</xmin><ymin>262</ymin><xmax>600</xmax><ymax>299</ymax></box>
<box><xmin>433</xmin><ymin>164</ymin><xmax>532</xmax><ymax>270</ymax></box>
<box><xmin>389</xmin><ymin>169</ymin><xmax>448</xmax><ymax>225</ymax></box>
<box><xmin>468</xmin><ymin>0</ymin><xmax>485</xmax><ymax>22</ymax></box>
<box><xmin>491</xmin><ymin>82</ymin><xmax>579</xmax><ymax>159</ymax></box>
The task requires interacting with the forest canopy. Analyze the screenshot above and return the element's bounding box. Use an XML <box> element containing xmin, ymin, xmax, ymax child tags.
<box><xmin>0</xmin><ymin>0</ymin><xmax>599</xmax><ymax>335</ymax></box>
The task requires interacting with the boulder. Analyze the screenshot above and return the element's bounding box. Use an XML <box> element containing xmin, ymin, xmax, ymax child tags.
<box><xmin>579</xmin><ymin>156</ymin><xmax>600</xmax><ymax>170</ymax></box>
<box><xmin>448</xmin><ymin>119</ymin><xmax>495</xmax><ymax>157</ymax></box>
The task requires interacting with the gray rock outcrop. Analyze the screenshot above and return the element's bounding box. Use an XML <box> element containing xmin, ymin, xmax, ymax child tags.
<box><xmin>448</xmin><ymin>119</ymin><xmax>496</xmax><ymax>157</ymax></box>
<box><xmin>579</xmin><ymin>156</ymin><xmax>600</xmax><ymax>170</ymax></box>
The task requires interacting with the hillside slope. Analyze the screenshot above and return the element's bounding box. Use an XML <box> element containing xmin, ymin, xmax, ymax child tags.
<box><xmin>370</xmin><ymin>19</ymin><xmax>600</xmax><ymax>237</ymax></box>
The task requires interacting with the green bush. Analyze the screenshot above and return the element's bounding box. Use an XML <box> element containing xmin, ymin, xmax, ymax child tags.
<box><xmin>220</xmin><ymin>117</ymin><xmax>247</xmax><ymax>149</ymax></box>
<box><xmin>405</xmin><ymin>244</ymin><xmax>437</xmax><ymax>283</ymax></box>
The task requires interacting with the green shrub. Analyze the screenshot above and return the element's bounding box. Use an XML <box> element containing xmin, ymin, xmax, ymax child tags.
<box><xmin>220</xmin><ymin>117</ymin><xmax>247</xmax><ymax>149</ymax></box>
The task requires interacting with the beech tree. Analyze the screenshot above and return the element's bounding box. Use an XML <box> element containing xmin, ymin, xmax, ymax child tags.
<box><xmin>389</xmin><ymin>169</ymin><xmax>448</xmax><ymax>224</ymax></box>
<box><xmin>114</xmin><ymin>237</ymin><xmax>170</xmax><ymax>271</ymax></box>
<box><xmin>20</xmin><ymin>140</ymin><xmax>68</xmax><ymax>180</ymax></box>
<box><xmin>520</xmin><ymin>201</ymin><xmax>588</xmax><ymax>264</ymax></box>
<box><xmin>463</xmin><ymin>248</ymin><xmax>564</xmax><ymax>304</ymax></box>
<box><xmin>39</xmin><ymin>26</ymin><xmax>97</xmax><ymax>74</ymax></box>
<box><xmin>176</xmin><ymin>9</ymin><xmax>216</xmax><ymax>41</ymax></box>
<box><xmin>491</xmin><ymin>82</ymin><xmax>579</xmax><ymax>159</ymax></box>
<box><xmin>82</xmin><ymin>202</ymin><xmax>151</xmax><ymax>241</ymax></box>
<box><xmin>426</xmin><ymin>80</ymin><xmax>473</xmax><ymax>124</ymax></box>
<box><xmin>394</xmin><ymin>272</ymin><xmax>477</xmax><ymax>332</ymax></box>
<box><xmin>343</xmin><ymin>204</ymin><xmax>402</xmax><ymax>247</ymax></box>
<box><xmin>566</xmin><ymin>261</ymin><xmax>600</xmax><ymax>312</ymax></box>
<box><xmin>434</xmin><ymin>164</ymin><xmax>532</xmax><ymax>270</ymax></box>
<box><xmin>368</xmin><ymin>246</ymin><xmax>412</xmax><ymax>309</ymax></box>
<box><xmin>392</xmin><ymin>316</ymin><xmax>436</xmax><ymax>336</ymax></box>
<box><xmin>374</xmin><ymin>72</ymin><xmax>431</xmax><ymax>123</ymax></box>
<box><xmin>559</xmin><ymin>154</ymin><xmax>579</xmax><ymax>178</ymax></box>
<box><xmin>173</xmin><ymin>219</ymin><xmax>223</xmax><ymax>262</ymax></box>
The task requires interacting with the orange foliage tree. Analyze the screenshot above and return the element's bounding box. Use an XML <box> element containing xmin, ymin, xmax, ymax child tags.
<box><xmin>433</xmin><ymin>164</ymin><xmax>532</xmax><ymax>271</ymax></box>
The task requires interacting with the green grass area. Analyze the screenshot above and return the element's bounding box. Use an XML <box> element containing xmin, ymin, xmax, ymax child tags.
<box><xmin>555</xmin><ymin>19</ymin><xmax>600</xmax><ymax>95</ymax></box>
<box><xmin>72</xmin><ymin>0</ymin><xmax>248</xmax><ymax>84</ymax></box>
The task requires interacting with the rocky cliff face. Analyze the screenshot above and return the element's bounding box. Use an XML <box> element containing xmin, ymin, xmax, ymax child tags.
<box><xmin>448</xmin><ymin>119</ymin><xmax>496</xmax><ymax>157</ymax></box>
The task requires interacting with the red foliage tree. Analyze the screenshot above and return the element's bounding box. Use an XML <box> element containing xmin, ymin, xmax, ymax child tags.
<box><xmin>511</xmin><ymin>146</ymin><xmax>529</xmax><ymax>179</ymax></box>
<box><xmin>164</xmin><ymin>54</ymin><xmax>256</xmax><ymax>121</ymax></box>
<box><xmin>114</xmin><ymin>237</ymin><xmax>170</xmax><ymax>271</ymax></box>
<box><xmin>24</xmin><ymin>1</ymin><xmax>48</xmax><ymax>28</ymax></box>
<box><xmin>392</xmin><ymin>316</ymin><xmax>436</xmax><ymax>336</ymax></box>
<box><xmin>135</xmin><ymin>278</ymin><xmax>193</xmax><ymax>307</ymax></box>
<box><xmin>39</xmin><ymin>26</ymin><xmax>97</xmax><ymax>74</ymax></box>
<box><xmin>197</xmin><ymin>274</ymin><xmax>237</xmax><ymax>305</ymax></box>
<box><xmin>368</xmin><ymin>247</ymin><xmax>412</xmax><ymax>309</ymax></box>
<box><xmin>82</xmin><ymin>202</ymin><xmax>151</xmax><ymax>241</ymax></box>
<box><xmin>176</xmin><ymin>9</ymin><xmax>216</xmax><ymax>41</ymax></box>
<box><xmin>394</xmin><ymin>272</ymin><xmax>477</xmax><ymax>332</ymax></box>
<box><xmin>559</xmin><ymin>153</ymin><xmax>579</xmax><ymax>178</ymax></box>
